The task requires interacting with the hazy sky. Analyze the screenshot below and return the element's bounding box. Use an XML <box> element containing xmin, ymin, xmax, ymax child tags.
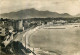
<box><xmin>0</xmin><ymin>0</ymin><xmax>80</xmax><ymax>15</ymax></box>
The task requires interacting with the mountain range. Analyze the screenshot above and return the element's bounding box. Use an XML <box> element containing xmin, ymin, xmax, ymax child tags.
<box><xmin>0</xmin><ymin>8</ymin><xmax>73</xmax><ymax>19</ymax></box>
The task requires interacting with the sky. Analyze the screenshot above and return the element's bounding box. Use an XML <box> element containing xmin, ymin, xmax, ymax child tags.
<box><xmin>0</xmin><ymin>0</ymin><xmax>80</xmax><ymax>15</ymax></box>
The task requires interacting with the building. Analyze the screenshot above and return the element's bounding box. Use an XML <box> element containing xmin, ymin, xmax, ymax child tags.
<box><xmin>15</xmin><ymin>20</ymin><xmax>24</xmax><ymax>31</ymax></box>
<box><xmin>55</xmin><ymin>20</ymin><xmax>67</xmax><ymax>24</ymax></box>
<box><xmin>0</xmin><ymin>27</ymin><xmax>6</xmax><ymax>37</ymax></box>
<box><xmin>47</xmin><ymin>22</ymin><xmax>53</xmax><ymax>26</ymax></box>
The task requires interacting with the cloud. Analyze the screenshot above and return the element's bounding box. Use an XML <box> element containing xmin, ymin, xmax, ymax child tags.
<box><xmin>0</xmin><ymin>0</ymin><xmax>80</xmax><ymax>15</ymax></box>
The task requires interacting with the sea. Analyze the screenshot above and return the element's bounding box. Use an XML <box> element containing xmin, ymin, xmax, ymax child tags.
<box><xmin>29</xmin><ymin>24</ymin><xmax>80</xmax><ymax>55</ymax></box>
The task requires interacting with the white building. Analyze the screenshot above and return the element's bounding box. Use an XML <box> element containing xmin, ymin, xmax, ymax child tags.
<box><xmin>0</xmin><ymin>27</ymin><xmax>5</xmax><ymax>36</ymax></box>
<box><xmin>47</xmin><ymin>22</ymin><xmax>53</xmax><ymax>26</ymax></box>
<box><xmin>16</xmin><ymin>20</ymin><xmax>24</xmax><ymax>31</ymax></box>
<box><xmin>56</xmin><ymin>20</ymin><xmax>67</xmax><ymax>24</ymax></box>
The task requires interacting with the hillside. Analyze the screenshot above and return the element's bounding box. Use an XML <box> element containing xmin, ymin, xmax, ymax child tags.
<box><xmin>0</xmin><ymin>8</ymin><xmax>72</xmax><ymax>19</ymax></box>
<box><xmin>75</xmin><ymin>14</ymin><xmax>80</xmax><ymax>17</ymax></box>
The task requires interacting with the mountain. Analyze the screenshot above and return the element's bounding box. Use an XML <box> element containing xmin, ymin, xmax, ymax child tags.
<box><xmin>75</xmin><ymin>14</ymin><xmax>80</xmax><ymax>17</ymax></box>
<box><xmin>0</xmin><ymin>8</ymin><xmax>72</xmax><ymax>19</ymax></box>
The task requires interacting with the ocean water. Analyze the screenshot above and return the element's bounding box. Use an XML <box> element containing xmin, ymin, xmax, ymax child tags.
<box><xmin>29</xmin><ymin>25</ymin><xmax>80</xmax><ymax>55</ymax></box>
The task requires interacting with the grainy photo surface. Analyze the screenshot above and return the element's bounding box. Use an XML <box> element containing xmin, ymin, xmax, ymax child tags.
<box><xmin>0</xmin><ymin>0</ymin><xmax>80</xmax><ymax>55</ymax></box>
